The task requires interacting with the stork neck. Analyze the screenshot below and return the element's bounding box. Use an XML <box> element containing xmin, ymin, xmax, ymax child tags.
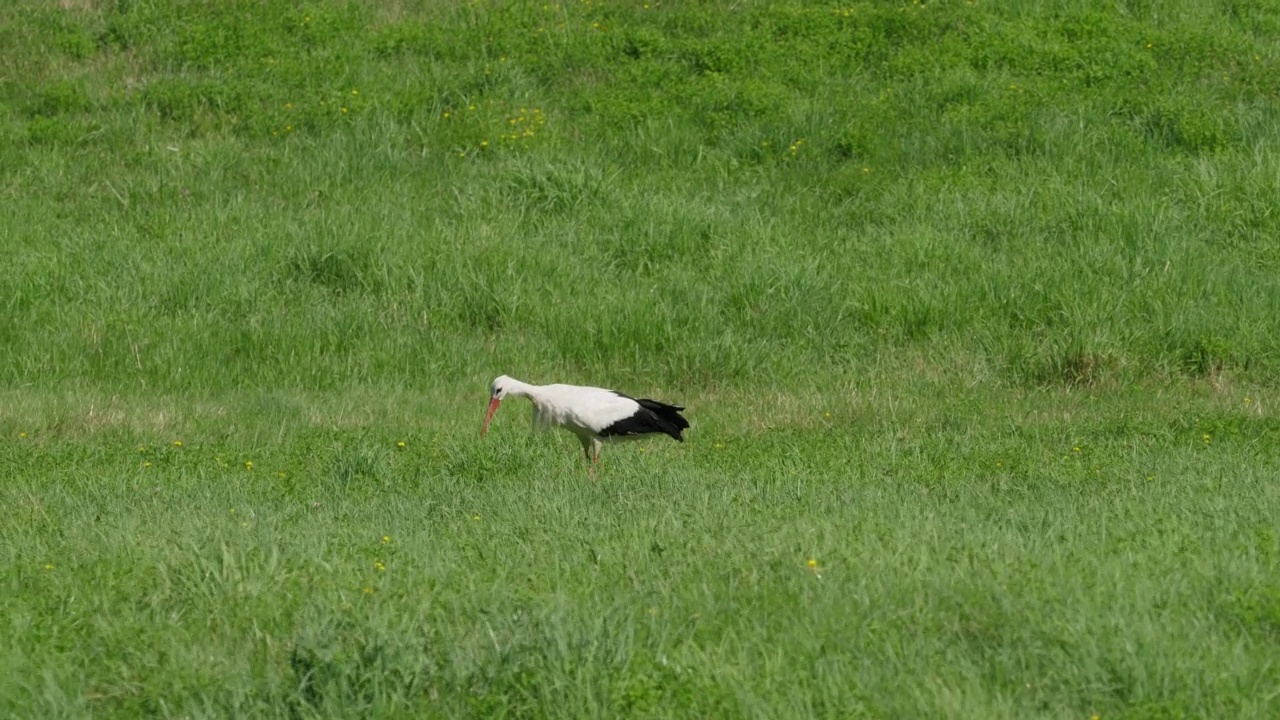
<box><xmin>503</xmin><ymin>378</ymin><xmax>539</xmax><ymax>400</ymax></box>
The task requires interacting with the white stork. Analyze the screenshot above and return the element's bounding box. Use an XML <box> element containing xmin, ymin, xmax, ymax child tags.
<box><xmin>480</xmin><ymin>375</ymin><xmax>690</xmax><ymax>470</ymax></box>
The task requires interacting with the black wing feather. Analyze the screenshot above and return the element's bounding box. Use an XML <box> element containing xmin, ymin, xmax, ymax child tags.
<box><xmin>598</xmin><ymin>393</ymin><xmax>690</xmax><ymax>441</ymax></box>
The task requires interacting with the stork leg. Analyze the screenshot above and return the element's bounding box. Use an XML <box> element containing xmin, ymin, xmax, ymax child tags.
<box><xmin>579</xmin><ymin>436</ymin><xmax>595</xmax><ymax>476</ymax></box>
<box><xmin>578</xmin><ymin>436</ymin><xmax>604</xmax><ymax>477</ymax></box>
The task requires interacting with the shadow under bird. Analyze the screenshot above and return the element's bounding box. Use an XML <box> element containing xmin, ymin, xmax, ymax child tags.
<box><xmin>481</xmin><ymin>375</ymin><xmax>690</xmax><ymax>471</ymax></box>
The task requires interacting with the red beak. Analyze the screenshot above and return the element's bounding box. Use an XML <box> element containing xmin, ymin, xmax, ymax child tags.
<box><xmin>481</xmin><ymin>396</ymin><xmax>501</xmax><ymax>437</ymax></box>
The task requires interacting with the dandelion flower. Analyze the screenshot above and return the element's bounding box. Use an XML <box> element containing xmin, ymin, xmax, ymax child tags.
<box><xmin>363</xmin><ymin>586</ymin><xmax>374</xmax><ymax>595</ymax></box>
<box><xmin>18</xmin><ymin>431</ymin><xmax>26</xmax><ymax>439</ymax></box>
<box><xmin>472</xmin><ymin>515</ymin><xmax>481</xmax><ymax>522</ymax></box>
<box><xmin>382</xmin><ymin>535</ymin><xmax>391</xmax><ymax>544</ymax></box>
<box><xmin>374</xmin><ymin>560</ymin><xmax>386</xmax><ymax>572</ymax></box>
<box><xmin>351</xmin><ymin>88</ymin><xmax>359</xmax><ymax>96</ymax></box>
<box><xmin>341</xmin><ymin>107</ymin><xmax>349</xmax><ymax>114</ymax></box>
<box><xmin>143</xmin><ymin>461</ymin><xmax>152</xmax><ymax>468</ymax></box>
<box><xmin>245</xmin><ymin>460</ymin><xmax>254</xmax><ymax>471</ymax></box>
<box><xmin>807</xmin><ymin>558</ymin><xmax>818</xmax><ymax>568</ymax></box>
<box><xmin>396</xmin><ymin>440</ymin><xmax>406</xmax><ymax>449</ymax></box>
<box><xmin>43</xmin><ymin>563</ymin><xmax>54</xmax><ymax>570</ymax></box>
<box><xmin>172</xmin><ymin>440</ymin><xmax>183</xmax><ymax>447</ymax></box>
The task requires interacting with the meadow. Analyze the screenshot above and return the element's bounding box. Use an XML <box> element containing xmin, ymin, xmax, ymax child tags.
<box><xmin>2</xmin><ymin>0</ymin><xmax>1280</xmax><ymax>716</ymax></box>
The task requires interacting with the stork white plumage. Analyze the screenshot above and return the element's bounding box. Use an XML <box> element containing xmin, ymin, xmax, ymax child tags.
<box><xmin>480</xmin><ymin>375</ymin><xmax>690</xmax><ymax>470</ymax></box>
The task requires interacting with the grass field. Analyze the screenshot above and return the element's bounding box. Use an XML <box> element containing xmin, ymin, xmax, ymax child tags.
<box><xmin>3</xmin><ymin>0</ymin><xmax>1280</xmax><ymax>717</ymax></box>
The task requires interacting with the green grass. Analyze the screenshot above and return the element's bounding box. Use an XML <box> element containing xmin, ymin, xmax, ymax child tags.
<box><xmin>3</xmin><ymin>0</ymin><xmax>1280</xmax><ymax>716</ymax></box>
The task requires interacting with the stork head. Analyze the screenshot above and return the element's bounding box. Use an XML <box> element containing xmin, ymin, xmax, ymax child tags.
<box><xmin>489</xmin><ymin>375</ymin><xmax>515</xmax><ymax>400</ymax></box>
<box><xmin>481</xmin><ymin>375</ymin><xmax>515</xmax><ymax>437</ymax></box>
